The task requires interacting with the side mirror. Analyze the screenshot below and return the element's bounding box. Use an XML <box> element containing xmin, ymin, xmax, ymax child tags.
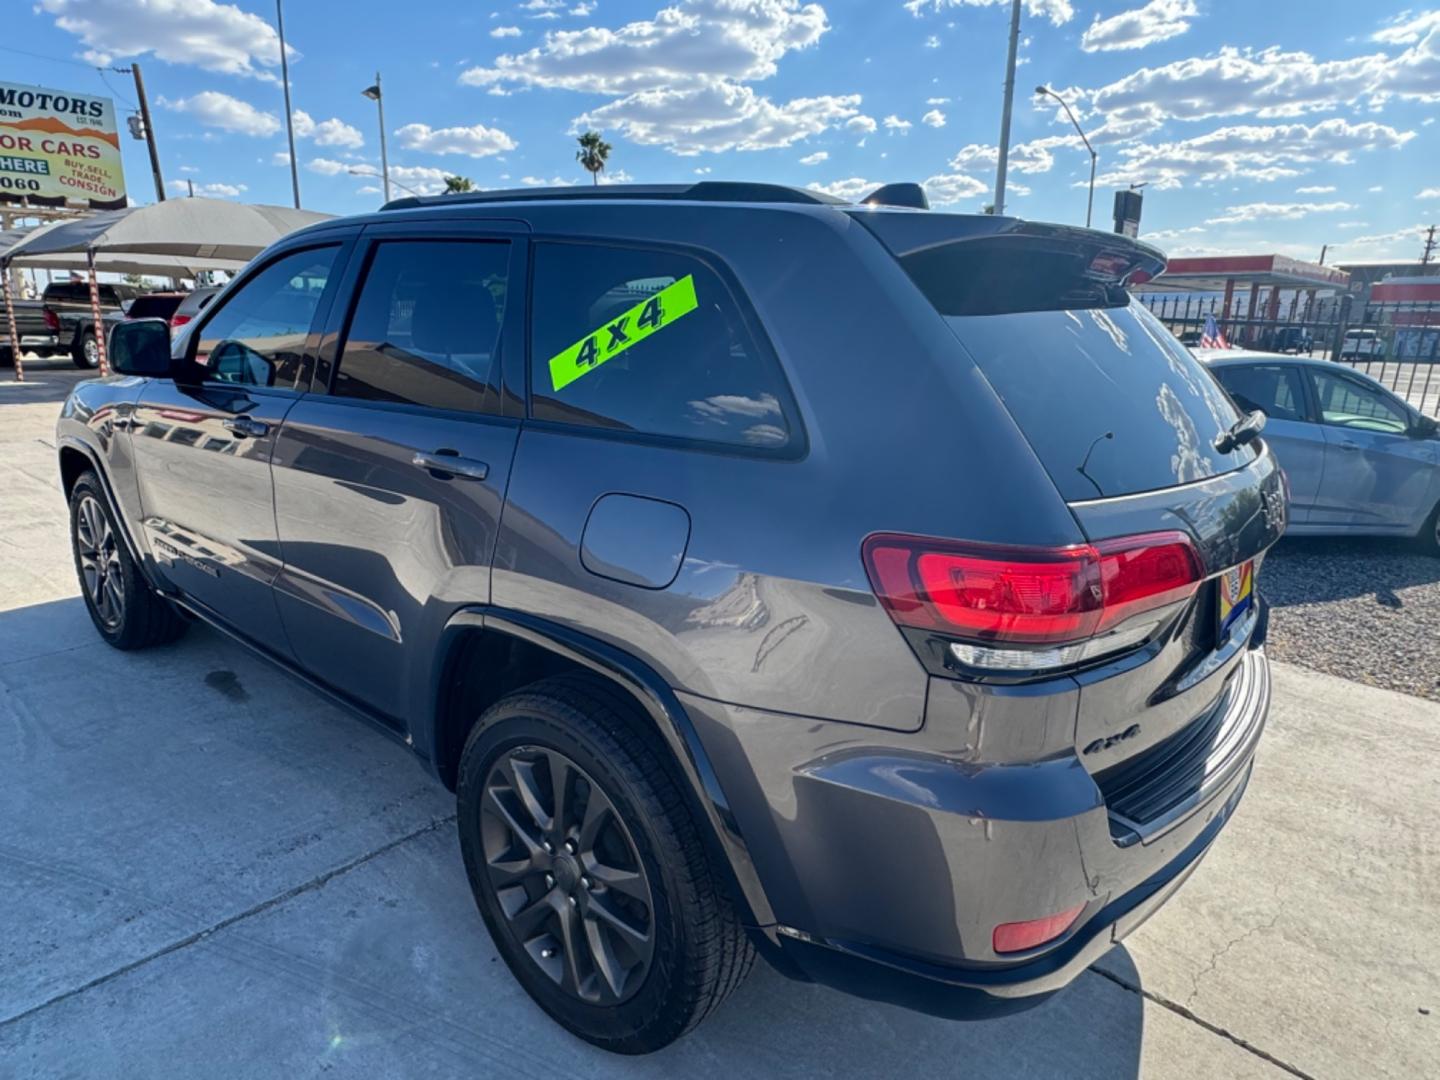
<box><xmin>1409</xmin><ymin>415</ymin><xmax>1438</xmax><ymax>440</ymax></box>
<box><xmin>109</xmin><ymin>318</ymin><xmax>173</xmax><ymax>377</ymax></box>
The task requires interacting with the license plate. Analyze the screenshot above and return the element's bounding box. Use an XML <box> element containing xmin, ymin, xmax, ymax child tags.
<box><xmin>1217</xmin><ymin>560</ymin><xmax>1255</xmax><ymax>639</ymax></box>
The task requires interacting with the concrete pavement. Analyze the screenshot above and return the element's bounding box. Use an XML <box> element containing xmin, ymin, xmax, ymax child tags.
<box><xmin>2</xmin><ymin>360</ymin><xmax>1435</xmax><ymax>1078</ymax></box>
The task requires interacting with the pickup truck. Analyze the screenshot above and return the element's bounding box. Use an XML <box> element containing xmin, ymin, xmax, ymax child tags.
<box><xmin>0</xmin><ymin>296</ymin><xmax>60</xmax><ymax>365</ymax></box>
<box><xmin>41</xmin><ymin>281</ymin><xmax>143</xmax><ymax>369</ymax></box>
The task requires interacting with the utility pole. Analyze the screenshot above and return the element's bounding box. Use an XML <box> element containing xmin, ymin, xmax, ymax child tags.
<box><xmin>992</xmin><ymin>0</ymin><xmax>1022</xmax><ymax>216</ymax></box>
<box><xmin>130</xmin><ymin>63</ymin><xmax>165</xmax><ymax>202</ymax></box>
<box><xmin>277</xmin><ymin>0</ymin><xmax>301</xmax><ymax>208</ymax></box>
<box><xmin>1318</xmin><ymin>244</ymin><xmax>1328</xmax><ymax>266</ymax></box>
<box><xmin>362</xmin><ymin>73</ymin><xmax>391</xmax><ymax>203</ymax></box>
<box><xmin>1422</xmin><ymin>225</ymin><xmax>1437</xmax><ymax>266</ymax></box>
<box><xmin>187</xmin><ymin>178</ymin><xmax>195</xmax><ymax>197</ymax></box>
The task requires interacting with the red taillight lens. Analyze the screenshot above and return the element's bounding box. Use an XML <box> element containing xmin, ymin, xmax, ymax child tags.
<box><xmin>863</xmin><ymin>531</ymin><xmax>1202</xmax><ymax>647</ymax></box>
<box><xmin>170</xmin><ymin>314</ymin><xmax>192</xmax><ymax>329</ymax></box>
<box><xmin>43</xmin><ymin>307</ymin><xmax>59</xmax><ymax>331</ymax></box>
<box><xmin>992</xmin><ymin>904</ymin><xmax>1085</xmax><ymax>954</ymax></box>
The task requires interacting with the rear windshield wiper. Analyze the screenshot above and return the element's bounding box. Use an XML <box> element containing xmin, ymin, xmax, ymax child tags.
<box><xmin>1214</xmin><ymin>409</ymin><xmax>1266</xmax><ymax>454</ymax></box>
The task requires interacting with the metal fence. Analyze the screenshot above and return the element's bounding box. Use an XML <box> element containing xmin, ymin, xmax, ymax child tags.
<box><xmin>1140</xmin><ymin>293</ymin><xmax>1440</xmax><ymax>416</ymax></box>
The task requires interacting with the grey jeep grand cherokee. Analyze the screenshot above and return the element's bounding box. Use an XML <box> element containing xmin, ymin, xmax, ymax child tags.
<box><xmin>59</xmin><ymin>183</ymin><xmax>1283</xmax><ymax>1053</ymax></box>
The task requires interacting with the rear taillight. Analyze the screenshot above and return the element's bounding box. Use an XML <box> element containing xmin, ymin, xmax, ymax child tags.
<box><xmin>992</xmin><ymin>904</ymin><xmax>1085</xmax><ymax>954</ymax></box>
<box><xmin>170</xmin><ymin>314</ymin><xmax>191</xmax><ymax>329</ymax></box>
<box><xmin>862</xmin><ymin>531</ymin><xmax>1202</xmax><ymax>673</ymax></box>
<box><xmin>43</xmin><ymin>307</ymin><xmax>59</xmax><ymax>331</ymax></box>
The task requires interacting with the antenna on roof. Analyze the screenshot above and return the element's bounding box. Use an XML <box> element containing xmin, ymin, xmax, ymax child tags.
<box><xmin>861</xmin><ymin>183</ymin><xmax>929</xmax><ymax>211</ymax></box>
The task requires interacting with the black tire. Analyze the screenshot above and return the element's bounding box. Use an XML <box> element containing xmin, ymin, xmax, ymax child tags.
<box><xmin>72</xmin><ymin>328</ymin><xmax>98</xmax><ymax>369</ymax></box>
<box><xmin>1419</xmin><ymin>501</ymin><xmax>1440</xmax><ymax>557</ymax></box>
<box><xmin>456</xmin><ymin>674</ymin><xmax>755</xmax><ymax>1054</ymax></box>
<box><xmin>69</xmin><ymin>471</ymin><xmax>188</xmax><ymax>649</ymax></box>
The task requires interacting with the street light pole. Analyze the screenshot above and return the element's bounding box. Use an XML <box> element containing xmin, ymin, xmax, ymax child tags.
<box><xmin>347</xmin><ymin>167</ymin><xmax>418</xmax><ymax>198</ymax></box>
<box><xmin>276</xmin><ymin>0</ymin><xmax>301</xmax><ymax>208</ymax></box>
<box><xmin>992</xmin><ymin>0</ymin><xmax>1022</xmax><ymax>216</ymax></box>
<box><xmin>1036</xmin><ymin>85</ymin><xmax>1097</xmax><ymax>229</ymax></box>
<box><xmin>130</xmin><ymin>63</ymin><xmax>165</xmax><ymax>202</ymax></box>
<box><xmin>362</xmin><ymin>74</ymin><xmax>390</xmax><ymax>203</ymax></box>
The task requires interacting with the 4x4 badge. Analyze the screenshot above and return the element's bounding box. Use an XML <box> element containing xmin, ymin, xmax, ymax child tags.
<box><xmin>548</xmin><ymin>273</ymin><xmax>699</xmax><ymax>392</ymax></box>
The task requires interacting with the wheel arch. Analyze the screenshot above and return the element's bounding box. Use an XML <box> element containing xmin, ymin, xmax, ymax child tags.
<box><xmin>57</xmin><ymin>437</ymin><xmax>158</xmax><ymax>591</ymax></box>
<box><xmin>427</xmin><ymin>607</ymin><xmax>777</xmax><ymax>931</ymax></box>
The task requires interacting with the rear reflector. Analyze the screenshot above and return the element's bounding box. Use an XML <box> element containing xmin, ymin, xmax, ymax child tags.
<box><xmin>862</xmin><ymin>532</ymin><xmax>1202</xmax><ymax>647</ymax></box>
<box><xmin>992</xmin><ymin>904</ymin><xmax>1085</xmax><ymax>954</ymax></box>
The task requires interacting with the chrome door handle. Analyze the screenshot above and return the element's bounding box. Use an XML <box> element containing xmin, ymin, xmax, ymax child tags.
<box><xmin>413</xmin><ymin>450</ymin><xmax>489</xmax><ymax>481</ymax></box>
<box><xmin>222</xmin><ymin>416</ymin><xmax>269</xmax><ymax>438</ymax></box>
<box><xmin>1339</xmin><ymin>440</ymin><xmax>1361</xmax><ymax>451</ymax></box>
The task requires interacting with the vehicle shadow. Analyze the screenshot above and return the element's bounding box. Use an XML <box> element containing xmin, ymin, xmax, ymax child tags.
<box><xmin>1262</xmin><ymin>535</ymin><xmax>1440</xmax><ymax>608</ymax></box>
<box><xmin>0</xmin><ymin>356</ymin><xmax>92</xmax><ymax>406</ymax></box>
<box><xmin>0</xmin><ymin>594</ymin><xmax>1146</xmax><ymax>1078</ymax></box>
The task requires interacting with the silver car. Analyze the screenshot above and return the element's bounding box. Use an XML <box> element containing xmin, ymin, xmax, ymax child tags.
<box><xmin>1202</xmin><ymin>350</ymin><xmax>1440</xmax><ymax>553</ymax></box>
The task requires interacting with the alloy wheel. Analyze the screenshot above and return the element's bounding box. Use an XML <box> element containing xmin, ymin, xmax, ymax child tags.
<box><xmin>83</xmin><ymin>334</ymin><xmax>99</xmax><ymax>367</ymax></box>
<box><xmin>75</xmin><ymin>495</ymin><xmax>123</xmax><ymax>628</ymax></box>
<box><xmin>481</xmin><ymin>746</ymin><xmax>655</xmax><ymax>1006</ymax></box>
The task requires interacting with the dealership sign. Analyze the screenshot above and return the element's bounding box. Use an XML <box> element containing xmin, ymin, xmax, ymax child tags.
<box><xmin>0</xmin><ymin>80</ymin><xmax>126</xmax><ymax>207</ymax></box>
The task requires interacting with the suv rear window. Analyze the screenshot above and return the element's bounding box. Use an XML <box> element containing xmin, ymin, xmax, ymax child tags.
<box><xmin>528</xmin><ymin>242</ymin><xmax>794</xmax><ymax>450</ymax></box>
<box><xmin>893</xmin><ymin>236</ymin><xmax>1254</xmax><ymax>501</ymax></box>
<box><xmin>126</xmin><ymin>295</ymin><xmax>184</xmax><ymax>320</ymax></box>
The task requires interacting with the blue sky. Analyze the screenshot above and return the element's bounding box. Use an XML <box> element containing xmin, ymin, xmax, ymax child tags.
<box><xmin>6</xmin><ymin>0</ymin><xmax>1439</xmax><ymax>264</ymax></box>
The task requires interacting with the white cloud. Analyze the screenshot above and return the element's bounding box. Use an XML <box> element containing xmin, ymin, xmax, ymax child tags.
<box><xmin>922</xmin><ymin>171</ymin><xmax>990</xmax><ymax>205</ymax></box>
<box><xmin>1295</xmin><ymin>184</ymin><xmax>1335</xmax><ymax>194</ymax></box>
<box><xmin>947</xmin><ymin>140</ymin><xmax>1054</xmax><ymax>174</ymax></box>
<box><xmin>902</xmin><ymin>0</ymin><xmax>1074</xmax><ymax>27</ymax></box>
<box><xmin>522</xmin><ymin>175</ymin><xmax>580</xmax><ymax>186</ymax></box>
<box><xmin>799</xmin><ymin>150</ymin><xmax>828</xmax><ymax>164</ymax></box>
<box><xmin>1420</xmin><ymin>187</ymin><xmax>1440</xmax><ymax>199</ymax></box>
<box><xmin>925</xmin><ymin>35</ymin><xmax>940</xmax><ymax>48</ymax></box>
<box><xmin>490</xmin><ymin>25</ymin><xmax>522</xmax><ymax>37</ymax></box>
<box><xmin>307</xmin><ymin>157</ymin><xmax>348</xmax><ymax>176</ymax></box>
<box><xmin>1373</xmin><ymin>11</ymin><xmax>1440</xmax><ymax>45</ymax></box>
<box><xmin>806</xmin><ymin>177</ymin><xmax>879</xmax><ymax>201</ymax></box>
<box><xmin>1078</xmin><ymin>35</ymin><xmax>1440</xmax><ymax>131</ymax></box>
<box><xmin>922</xmin><ymin>108</ymin><xmax>946</xmax><ymax>128</ymax></box>
<box><xmin>846</xmin><ymin>115</ymin><xmax>878</xmax><ymax>133</ymax></box>
<box><xmin>1092</xmin><ymin>118</ymin><xmax>1415</xmax><ymax>190</ymax></box>
<box><xmin>462</xmin><ymin>0</ymin><xmax>829</xmax><ymax>95</ymax></box>
<box><xmin>1080</xmin><ymin>0</ymin><xmax>1196</xmax><ymax>53</ymax></box>
<box><xmin>291</xmin><ymin>110</ymin><xmax>364</xmax><ymax>148</ymax></box>
<box><xmin>40</xmin><ymin>0</ymin><xmax>293</xmax><ymax>80</ymax></box>
<box><xmin>1205</xmin><ymin>200</ymin><xmax>1356</xmax><ymax>225</ymax></box>
<box><xmin>395</xmin><ymin>121</ymin><xmax>517</xmax><ymax>157</ymax></box>
<box><xmin>883</xmin><ymin>114</ymin><xmax>912</xmax><ymax>132</ymax></box>
<box><xmin>521</xmin><ymin>0</ymin><xmax>566</xmax><ymax>8</ymax></box>
<box><xmin>926</xmin><ymin>96</ymin><xmax>950</xmax><ymax>105</ymax></box>
<box><xmin>167</xmin><ymin>179</ymin><xmax>247</xmax><ymax>198</ymax></box>
<box><xmin>1370</xmin><ymin>184</ymin><xmax>1384</xmax><ymax>192</ymax></box>
<box><xmin>577</xmin><ymin>85</ymin><xmax>861</xmax><ymax>154</ymax></box>
<box><xmin>460</xmin><ymin>0</ymin><xmax>858</xmax><ymax>155</ymax></box>
<box><xmin>271</xmin><ymin>150</ymin><xmax>291</xmax><ymax>165</ymax></box>
<box><xmin>571</xmin><ymin>1</ymin><xmax>596</xmax><ymax>13</ymax></box>
<box><xmin>159</xmin><ymin>91</ymin><xmax>280</xmax><ymax>136</ymax></box>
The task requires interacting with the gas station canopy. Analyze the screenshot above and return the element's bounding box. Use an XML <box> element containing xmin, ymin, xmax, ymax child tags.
<box><xmin>1145</xmin><ymin>253</ymin><xmax>1350</xmax><ymax>293</ymax></box>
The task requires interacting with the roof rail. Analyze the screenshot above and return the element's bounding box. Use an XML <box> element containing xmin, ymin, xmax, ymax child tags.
<box><xmin>379</xmin><ymin>181</ymin><xmax>847</xmax><ymax>211</ymax></box>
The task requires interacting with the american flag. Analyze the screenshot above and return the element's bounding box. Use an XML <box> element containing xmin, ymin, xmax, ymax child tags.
<box><xmin>1200</xmin><ymin>313</ymin><xmax>1232</xmax><ymax>349</ymax></box>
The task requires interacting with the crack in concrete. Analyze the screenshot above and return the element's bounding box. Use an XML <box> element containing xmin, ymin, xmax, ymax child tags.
<box><xmin>1185</xmin><ymin>911</ymin><xmax>1283</xmax><ymax>1006</ymax></box>
<box><xmin>1089</xmin><ymin>962</ymin><xmax>1319</xmax><ymax>1080</ymax></box>
<box><xmin>0</xmin><ymin>813</ymin><xmax>456</xmax><ymax>1031</ymax></box>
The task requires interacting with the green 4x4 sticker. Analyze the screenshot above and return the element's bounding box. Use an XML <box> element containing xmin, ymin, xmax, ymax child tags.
<box><xmin>548</xmin><ymin>274</ymin><xmax>699</xmax><ymax>392</ymax></box>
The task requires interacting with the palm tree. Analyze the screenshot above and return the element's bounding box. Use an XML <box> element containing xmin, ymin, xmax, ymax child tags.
<box><xmin>575</xmin><ymin>131</ymin><xmax>612</xmax><ymax>186</ymax></box>
<box><xmin>443</xmin><ymin>175</ymin><xmax>475</xmax><ymax>194</ymax></box>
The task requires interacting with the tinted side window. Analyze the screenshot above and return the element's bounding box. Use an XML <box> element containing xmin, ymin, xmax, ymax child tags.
<box><xmin>332</xmin><ymin>240</ymin><xmax>507</xmax><ymax>414</ymax></box>
<box><xmin>196</xmin><ymin>246</ymin><xmax>336</xmax><ymax>388</ymax></box>
<box><xmin>529</xmin><ymin>242</ymin><xmax>792</xmax><ymax>449</ymax></box>
<box><xmin>1214</xmin><ymin>364</ymin><xmax>1307</xmax><ymax>422</ymax></box>
<box><xmin>1310</xmin><ymin>370</ymin><xmax>1410</xmax><ymax>434</ymax></box>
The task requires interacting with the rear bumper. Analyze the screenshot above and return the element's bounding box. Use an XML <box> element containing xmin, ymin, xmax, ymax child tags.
<box><xmin>683</xmin><ymin>641</ymin><xmax>1270</xmax><ymax>1018</ymax></box>
<box><xmin>770</xmin><ymin>757</ymin><xmax>1251</xmax><ymax>1019</ymax></box>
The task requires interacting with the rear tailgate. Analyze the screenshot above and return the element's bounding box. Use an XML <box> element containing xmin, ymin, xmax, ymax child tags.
<box><xmin>860</xmin><ymin>210</ymin><xmax>1285</xmax><ymax>834</ymax></box>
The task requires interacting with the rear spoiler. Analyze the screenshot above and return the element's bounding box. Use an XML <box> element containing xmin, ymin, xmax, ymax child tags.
<box><xmin>851</xmin><ymin>212</ymin><xmax>1167</xmax><ymax>316</ymax></box>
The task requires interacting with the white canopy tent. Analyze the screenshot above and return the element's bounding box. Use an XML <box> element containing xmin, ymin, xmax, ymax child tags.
<box><xmin>1</xmin><ymin>198</ymin><xmax>332</xmax><ymax>379</ymax></box>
